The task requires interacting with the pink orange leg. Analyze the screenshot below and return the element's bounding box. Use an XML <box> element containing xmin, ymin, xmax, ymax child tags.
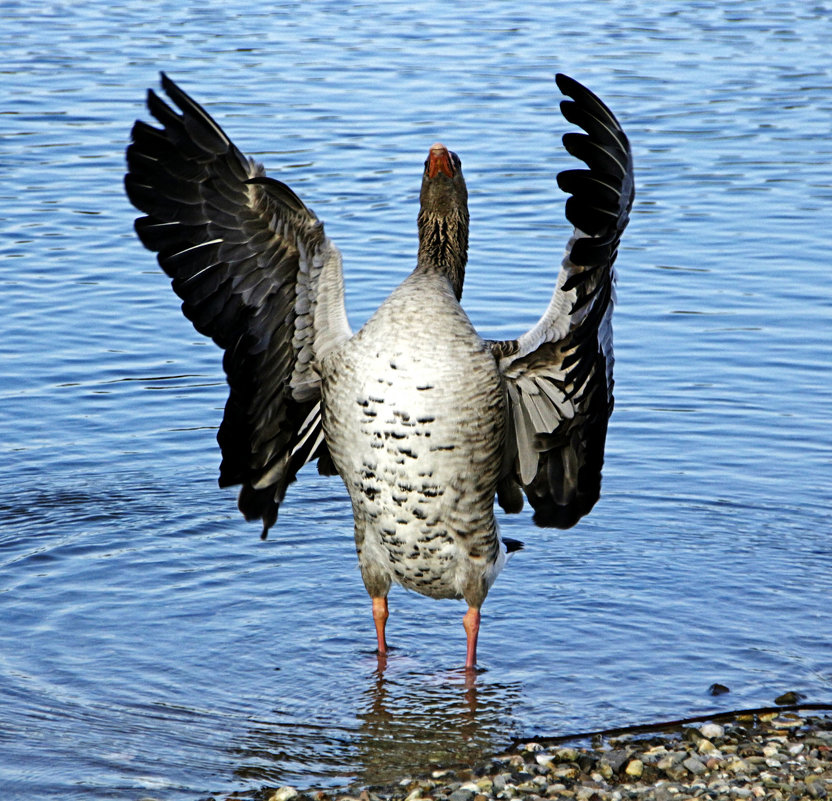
<box><xmin>463</xmin><ymin>606</ymin><xmax>481</xmax><ymax>670</ymax></box>
<box><xmin>372</xmin><ymin>596</ymin><xmax>389</xmax><ymax>655</ymax></box>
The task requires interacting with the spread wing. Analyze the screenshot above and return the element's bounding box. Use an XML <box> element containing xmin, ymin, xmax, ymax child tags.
<box><xmin>491</xmin><ymin>73</ymin><xmax>635</xmax><ymax>528</ymax></box>
<box><xmin>125</xmin><ymin>73</ymin><xmax>352</xmax><ymax>537</ymax></box>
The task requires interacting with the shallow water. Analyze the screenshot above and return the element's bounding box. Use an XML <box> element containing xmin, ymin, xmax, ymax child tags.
<box><xmin>2</xmin><ymin>1</ymin><xmax>831</xmax><ymax>799</ymax></box>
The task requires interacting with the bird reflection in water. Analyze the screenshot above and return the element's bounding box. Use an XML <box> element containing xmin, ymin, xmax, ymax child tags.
<box><xmin>349</xmin><ymin>656</ymin><xmax>521</xmax><ymax>787</ymax></box>
<box><xmin>232</xmin><ymin>657</ymin><xmax>522</xmax><ymax>791</ymax></box>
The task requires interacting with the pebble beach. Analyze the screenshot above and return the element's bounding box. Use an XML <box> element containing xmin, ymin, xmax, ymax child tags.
<box><xmin>240</xmin><ymin>709</ymin><xmax>832</xmax><ymax>801</ymax></box>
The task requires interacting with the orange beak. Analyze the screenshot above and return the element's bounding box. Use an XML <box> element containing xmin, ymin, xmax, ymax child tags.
<box><xmin>427</xmin><ymin>143</ymin><xmax>454</xmax><ymax>178</ymax></box>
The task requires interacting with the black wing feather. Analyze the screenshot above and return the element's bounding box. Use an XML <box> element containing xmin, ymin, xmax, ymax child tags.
<box><xmin>491</xmin><ymin>73</ymin><xmax>634</xmax><ymax>529</ymax></box>
<box><xmin>125</xmin><ymin>74</ymin><xmax>349</xmax><ymax>536</ymax></box>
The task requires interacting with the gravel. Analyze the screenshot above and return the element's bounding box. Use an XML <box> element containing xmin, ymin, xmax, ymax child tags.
<box><xmin>251</xmin><ymin>711</ymin><xmax>832</xmax><ymax>801</ymax></box>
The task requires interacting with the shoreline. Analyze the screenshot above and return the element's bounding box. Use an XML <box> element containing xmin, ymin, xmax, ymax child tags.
<box><xmin>252</xmin><ymin>708</ymin><xmax>832</xmax><ymax>801</ymax></box>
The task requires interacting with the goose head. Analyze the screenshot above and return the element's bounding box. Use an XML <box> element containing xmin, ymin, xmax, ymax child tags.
<box><xmin>417</xmin><ymin>143</ymin><xmax>469</xmax><ymax>300</ymax></box>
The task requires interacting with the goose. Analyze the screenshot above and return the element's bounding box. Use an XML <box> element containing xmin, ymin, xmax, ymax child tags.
<box><xmin>125</xmin><ymin>73</ymin><xmax>634</xmax><ymax>669</ymax></box>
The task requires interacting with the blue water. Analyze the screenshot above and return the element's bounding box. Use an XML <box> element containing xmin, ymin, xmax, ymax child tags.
<box><xmin>2</xmin><ymin>1</ymin><xmax>831</xmax><ymax>799</ymax></box>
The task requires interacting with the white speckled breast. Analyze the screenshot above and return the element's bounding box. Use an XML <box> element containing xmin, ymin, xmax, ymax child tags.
<box><xmin>321</xmin><ymin>270</ymin><xmax>506</xmax><ymax>605</ymax></box>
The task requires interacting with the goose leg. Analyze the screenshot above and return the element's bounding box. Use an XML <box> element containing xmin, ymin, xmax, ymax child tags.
<box><xmin>463</xmin><ymin>606</ymin><xmax>481</xmax><ymax>669</ymax></box>
<box><xmin>372</xmin><ymin>596</ymin><xmax>389</xmax><ymax>655</ymax></box>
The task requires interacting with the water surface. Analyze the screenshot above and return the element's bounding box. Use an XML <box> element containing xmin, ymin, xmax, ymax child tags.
<box><xmin>2</xmin><ymin>1</ymin><xmax>831</xmax><ymax>799</ymax></box>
